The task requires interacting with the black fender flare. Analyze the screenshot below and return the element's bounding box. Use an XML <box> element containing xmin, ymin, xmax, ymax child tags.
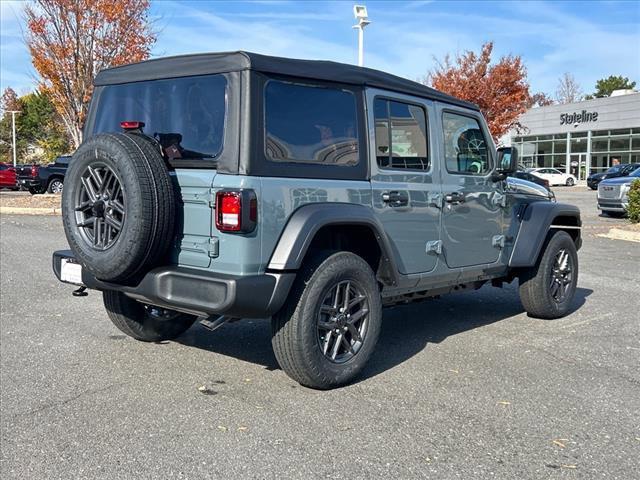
<box><xmin>509</xmin><ymin>201</ymin><xmax>581</xmax><ymax>267</ymax></box>
<box><xmin>267</xmin><ymin>203</ymin><xmax>399</xmax><ymax>286</ymax></box>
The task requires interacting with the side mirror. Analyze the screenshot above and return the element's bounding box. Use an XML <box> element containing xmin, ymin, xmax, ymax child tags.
<box><xmin>496</xmin><ymin>146</ymin><xmax>518</xmax><ymax>174</ymax></box>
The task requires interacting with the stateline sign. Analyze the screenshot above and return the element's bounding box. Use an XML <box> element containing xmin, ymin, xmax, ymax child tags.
<box><xmin>560</xmin><ymin>110</ymin><xmax>598</xmax><ymax>125</ymax></box>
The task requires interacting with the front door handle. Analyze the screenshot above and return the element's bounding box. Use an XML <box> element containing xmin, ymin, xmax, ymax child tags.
<box><xmin>382</xmin><ymin>191</ymin><xmax>409</xmax><ymax>207</ymax></box>
<box><xmin>445</xmin><ymin>192</ymin><xmax>465</xmax><ymax>204</ymax></box>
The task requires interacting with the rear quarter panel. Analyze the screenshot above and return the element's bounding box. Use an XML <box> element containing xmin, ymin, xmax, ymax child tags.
<box><xmin>211</xmin><ymin>175</ymin><xmax>372</xmax><ymax>276</ymax></box>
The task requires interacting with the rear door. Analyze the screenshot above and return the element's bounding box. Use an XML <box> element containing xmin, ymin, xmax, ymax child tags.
<box><xmin>367</xmin><ymin>89</ymin><xmax>441</xmax><ymax>275</ymax></box>
<box><xmin>436</xmin><ymin>106</ymin><xmax>503</xmax><ymax>268</ymax></box>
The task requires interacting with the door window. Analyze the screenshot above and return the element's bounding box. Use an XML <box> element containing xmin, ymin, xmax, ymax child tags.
<box><xmin>442</xmin><ymin>112</ymin><xmax>491</xmax><ymax>175</ymax></box>
<box><xmin>374</xmin><ymin>98</ymin><xmax>428</xmax><ymax>170</ymax></box>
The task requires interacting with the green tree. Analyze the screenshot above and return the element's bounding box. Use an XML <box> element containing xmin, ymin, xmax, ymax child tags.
<box><xmin>0</xmin><ymin>89</ymin><xmax>70</xmax><ymax>164</ymax></box>
<box><xmin>585</xmin><ymin>75</ymin><xmax>637</xmax><ymax>99</ymax></box>
<box><xmin>627</xmin><ymin>179</ymin><xmax>640</xmax><ymax>224</ymax></box>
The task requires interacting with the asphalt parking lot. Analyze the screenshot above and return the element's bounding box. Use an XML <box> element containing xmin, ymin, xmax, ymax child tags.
<box><xmin>1</xmin><ymin>187</ymin><xmax>639</xmax><ymax>479</ymax></box>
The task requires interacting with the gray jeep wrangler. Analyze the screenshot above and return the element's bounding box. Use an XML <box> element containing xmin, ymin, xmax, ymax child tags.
<box><xmin>53</xmin><ymin>52</ymin><xmax>581</xmax><ymax>389</ymax></box>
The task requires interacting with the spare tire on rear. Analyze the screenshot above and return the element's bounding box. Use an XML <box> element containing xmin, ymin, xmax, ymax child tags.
<box><xmin>62</xmin><ymin>133</ymin><xmax>176</xmax><ymax>283</ymax></box>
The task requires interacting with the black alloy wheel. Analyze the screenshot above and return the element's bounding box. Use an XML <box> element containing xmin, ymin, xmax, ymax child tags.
<box><xmin>549</xmin><ymin>248</ymin><xmax>573</xmax><ymax>303</ymax></box>
<box><xmin>74</xmin><ymin>163</ymin><xmax>125</xmax><ymax>251</ymax></box>
<box><xmin>317</xmin><ymin>280</ymin><xmax>369</xmax><ymax>363</ymax></box>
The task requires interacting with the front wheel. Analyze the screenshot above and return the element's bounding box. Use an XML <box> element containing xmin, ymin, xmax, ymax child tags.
<box><xmin>566</xmin><ymin>177</ymin><xmax>575</xmax><ymax>186</ymax></box>
<box><xmin>103</xmin><ymin>290</ymin><xmax>196</xmax><ymax>342</ymax></box>
<box><xmin>271</xmin><ymin>251</ymin><xmax>382</xmax><ymax>389</ymax></box>
<box><xmin>519</xmin><ymin>231</ymin><xmax>578</xmax><ymax>319</ymax></box>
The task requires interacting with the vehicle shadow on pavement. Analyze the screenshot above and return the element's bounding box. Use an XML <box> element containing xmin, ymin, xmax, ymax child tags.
<box><xmin>360</xmin><ymin>285</ymin><xmax>592</xmax><ymax>383</ymax></box>
<box><xmin>176</xmin><ymin>285</ymin><xmax>592</xmax><ymax>382</ymax></box>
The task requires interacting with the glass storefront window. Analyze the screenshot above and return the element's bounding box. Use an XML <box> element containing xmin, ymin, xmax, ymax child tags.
<box><xmin>572</xmin><ymin>132</ymin><xmax>588</xmax><ymax>138</ymax></box>
<box><xmin>571</xmin><ymin>138</ymin><xmax>588</xmax><ymax>153</ymax></box>
<box><xmin>537</xmin><ymin>141</ymin><xmax>553</xmax><ymax>154</ymax></box>
<box><xmin>537</xmin><ymin>135</ymin><xmax>553</xmax><ymax>141</ymax></box>
<box><xmin>609</xmin><ymin>137</ymin><xmax>630</xmax><ymax>151</ymax></box>
<box><xmin>521</xmin><ymin>141</ymin><xmax>536</xmax><ymax>156</ymax></box>
<box><xmin>553</xmin><ymin>154</ymin><xmax>566</xmax><ymax>169</ymax></box>
<box><xmin>592</xmin><ymin>139</ymin><xmax>609</xmax><ymax>152</ymax></box>
<box><xmin>631</xmin><ymin>135</ymin><xmax>640</xmax><ymax>150</ymax></box>
<box><xmin>610</xmin><ymin>129</ymin><xmax>631</xmax><ymax>136</ymax></box>
<box><xmin>553</xmin><ymin>140</ymin><xmax>567</xmax><ymax>153</ymax></box>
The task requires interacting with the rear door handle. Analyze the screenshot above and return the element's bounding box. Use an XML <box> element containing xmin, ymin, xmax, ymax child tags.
<box><xmin>381</xmin><ymin>191</ymin><xmax>409</xmax><ymax>207</ymax></box>
<box><xmin>445</xmin><ymin>192</ymin><xmax>465</xmax><ymax>204</ymax></box>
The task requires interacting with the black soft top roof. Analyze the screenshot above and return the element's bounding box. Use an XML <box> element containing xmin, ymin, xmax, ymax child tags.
<box><xmin>94</xmin><ymin>51</ymin><xmax>478</xmax><ymax>110</ymax></box>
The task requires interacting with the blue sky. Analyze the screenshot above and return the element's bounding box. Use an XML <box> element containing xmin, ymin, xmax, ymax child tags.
<box><xmin>1</xmin><ymin>0</ymin><xmax>639</xmax><ymax>98</ymax></box>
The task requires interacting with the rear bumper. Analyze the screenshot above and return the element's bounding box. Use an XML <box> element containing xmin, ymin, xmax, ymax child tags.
<box><xmin>17</xmin><ymin>178</ymin><xmax>41</xmax><ymax>188</ymax></box>
<box><xmin>52</xmin><ymin>250</ymin><xmax>295</xmax><ymax>318</ymax></box>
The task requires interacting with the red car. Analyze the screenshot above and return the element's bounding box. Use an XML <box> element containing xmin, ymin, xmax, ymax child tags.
<box><xmin>0</xmin><ymin>163</ymin><xmax>17</xmax><ymax>189</ymax></box>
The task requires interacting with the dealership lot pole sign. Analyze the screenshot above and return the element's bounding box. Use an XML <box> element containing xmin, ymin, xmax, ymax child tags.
<box><xmin>560</xmin><ymin>110</ymin><xmax>598</xmax><ymax>125</ymax></box>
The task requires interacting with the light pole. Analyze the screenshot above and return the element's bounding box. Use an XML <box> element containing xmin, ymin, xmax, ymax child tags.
<box><xmin>352</xmin><ymin>5</ymin><xmax>370</xmax><ymax>67</ymax></box>
<box><xmin>7</xmin><ymin>110</ymin><xmax>20</xmax><ymax>167</ymax></box>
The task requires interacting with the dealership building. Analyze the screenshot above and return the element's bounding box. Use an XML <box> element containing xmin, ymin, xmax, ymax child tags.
<box><xmin>509</xmin><ymin>91</ymin><xmax>640</xmax><ymax>181</ymax></box>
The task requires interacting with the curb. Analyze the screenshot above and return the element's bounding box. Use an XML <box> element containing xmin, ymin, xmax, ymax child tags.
<box><xmin>0</xmin><ymin>206</ymin><xmax>61</xmax><ymax>216</ymax></box>
<box><xmin>597</xmin><ymin>228</ymin><xmax>640</xmax><ymax>243</ymax></box>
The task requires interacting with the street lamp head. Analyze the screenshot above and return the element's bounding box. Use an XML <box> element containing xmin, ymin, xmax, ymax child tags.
<box><xmin>353</xmin><ymin>5</ymin><xmax>368</xmax><ymax>19</ymax></box>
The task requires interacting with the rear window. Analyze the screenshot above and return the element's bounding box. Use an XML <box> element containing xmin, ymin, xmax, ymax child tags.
<box><xmin>92</xmin><ymin>74</ymin><xmax>226</xmax><ymax>160</ymax></box>
<box><xmin>264</xmin><ymin>80</ymin><xmax>359</xmax><ymax>166</ymax></box>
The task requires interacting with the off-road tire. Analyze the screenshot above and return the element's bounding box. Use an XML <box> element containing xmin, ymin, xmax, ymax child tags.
<box><xmin>103</xmin><ymin>290</ymin><xmax>196</xmax><ymax>342</ymax></box>
<box><xmin>271</xmin><ymin>251</ymin><xmax>382</xmax><ymax>389</ymax></box>
<box><xmin>47</xmin><ymin>178</ymin><xmax>64</xmax><ymax>194</ymax></box>
<box><xmin>519</xmin><ymin>230</ymin><xmax>578</xmax><ymax>319</ymax></box>
<box><xmin>62</xmin><ymin>133</ymin><xmax>175</xmax><ymax>283</ymax></box>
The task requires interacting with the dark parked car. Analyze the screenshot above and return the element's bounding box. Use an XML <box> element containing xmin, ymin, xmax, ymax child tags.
<box><xmin>0</xmin><ymin>162</ymin><xmax>17</xmax><ymax>189</ymax></box>
<box><xmin>509</xmin><ymin>170</ymin><xmax>550</xmax><ymax>189</ymax></box>
<box><xmin>587</xmin><ymin>163</ymin><xmax>640</xmax><ymax>190</ymax></box>
<box><xmin>17</xmin><ymin>155</ymin><xmax>71</xmax><ymax>194</ymax></box>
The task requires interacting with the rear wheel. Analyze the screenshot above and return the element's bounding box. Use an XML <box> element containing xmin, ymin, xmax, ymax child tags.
<box><xmin>271</xmin><ymin>251</ymin><xmax>382</xmax><ymax>389</ymax></box>
<box><xmin>103</xmin><ymin>290</ymin><xmax>196</xmax><ymax>342</ymax></box>
<box><xmin>519</xmin><ymin>231</ymin><xmax>578</xmax><ymax>319</ymax></box>
<box><xmin>47</xmin><ymin>178</ymin><xmax>64</xmax><ymax>193</ymax></box>
<box><xmin>566</xmin><ymin>177</ymin><xmax>575</xmax><ymax>186</ymax></box>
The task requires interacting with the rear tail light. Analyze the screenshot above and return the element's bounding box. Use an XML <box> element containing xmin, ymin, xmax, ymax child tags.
<box><xmin>215</xmin><ymin>189</ymin><xmax>257</xmax><ymax>233</ymax></box>
<box><xmin>120</xmin><ymin>121</ymin><xmax>145</xmax><ymax>131</ymax></box>
<box><xmin>31</xmin><ymin>165</ymin><xmax>39</xmax><ymax>177</ymax></box>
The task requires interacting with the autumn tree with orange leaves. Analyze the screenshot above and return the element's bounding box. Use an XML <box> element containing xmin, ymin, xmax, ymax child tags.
<box><xmin>25</xmin><ymin>0</ymin><xmax>156</xmax><ymax>148</ymax></box>
<box><xmin>427</xmin><ymin>42</ymin><xmax>546</xmax><ymax>140</ymax></box>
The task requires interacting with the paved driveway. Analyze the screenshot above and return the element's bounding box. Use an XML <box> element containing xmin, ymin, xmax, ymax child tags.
<box><xmin>1</xmin><ymin>187</ymin><xmax>638</xmax><ymax>479</ymax></box>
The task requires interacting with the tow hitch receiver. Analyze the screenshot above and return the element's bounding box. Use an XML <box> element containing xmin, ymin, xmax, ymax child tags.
<box><xmin>72</xmin><ymin>286</ymin><xmax>88</xmax><ymax>297</ymax></box>
<box><xmin>198</xmin><ymin>315</ymin><xmax>239</xmax><ymax>332</ymax></box>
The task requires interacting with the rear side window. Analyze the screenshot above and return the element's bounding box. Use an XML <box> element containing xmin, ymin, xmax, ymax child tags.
<box><xmin>442</xmin><ymin>112</ymin><xmax>491</xmax><ymax>175</ymax></box>
<box><xmin>92</xmin><ymin>74</ymin><xmax>227</xmax><ymax>160</ymax></box>
<box><xmin>264</xmin><ymin>81</ymin><xmax>359</xmax><ymax>166</ymax></box>
<box><xmin>374</xmin><ymin>98</ymin><xmax>429</xmax><ymax>170</ymax></box>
